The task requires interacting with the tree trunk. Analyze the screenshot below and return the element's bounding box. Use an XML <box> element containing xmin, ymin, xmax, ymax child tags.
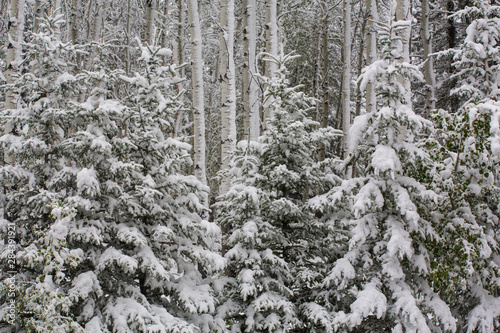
<box><xmin>318</xmin><ymin>4</ymin><xmax>329</xmax><ymax>162</ymax></box>
<box><xmin>187</xmin><ymin>0</ymin><xmax>207</xmax><ymax>187</ymax></box>
<box><xmin>262</xmin><ymin>0</ymin><xmax>278</xmax><ymax>131</ymax></box>
<box><xmin>341</xmin><ymin>0</ymin><xmax>352</xmax><ymax>158</ymax></box>
<box><xmin>69</xmin><ymin>0</ymin><xmax>79</xmax><ymax>44</ymax></box>
<box><xmin>420</xmin><ymin>0</ymin><xmax>436</xmax><ymax>117</ymax></box>
<box><xmin>33</xmin><ymin>0</ymin><xmax>44</xmax><ymax>33</ymax></box>
<box><xmin>395</xmin><ymin>0</ymin><xmax>412</xmax><ymax>106</ymax></box>
<box><xmin>4</xmin><ymin>0</ymin><xmax>25</xmax><ymax>165</ymax></box>
<box><xmin>219</xmin><ymin>0</ymin><xmax>237</xmax><ymax>195</ymax></box>
<box><xmin>144</xmin><ymin>0</ymin><xmax>156</xmax><ymax>45</ymax></box>
<box><xmin>365</xmin><ymin>0</ymin><xmax>377</xmax><ymax>114</ymax></box>
<box><xmin>242</xmin><ymin>0</ymin><xmax>259</xmax><ymax>141</ymax></box>
<box><xmin>355</xmin><ymin>15</ymin><xmax>366</xmax><ymax>117</ymax></box>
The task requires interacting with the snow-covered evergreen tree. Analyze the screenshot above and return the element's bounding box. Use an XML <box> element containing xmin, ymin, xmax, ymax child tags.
<box><xmin>216</xmin><ymin>53</ymin><xmax>340</xmax><ymax>332</ymax></box>
<box><xmin>426</xmin><ymin>1</ymin><xmax>500</xmax><ymax>331</ymax></box>
<box><xmin>307</xmin><ymin>21</ymin><xmax>457</xmax><ymax>332</ymax></box>
<box><xmin>0</xmin><ymin>17</ymin><xmax>224</xmax><ymax>331</ymax></box>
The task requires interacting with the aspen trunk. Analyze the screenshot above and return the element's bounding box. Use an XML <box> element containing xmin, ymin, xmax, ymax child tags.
<box><xmin>145</xmin><ymin>0</ymin><xmax>156</xmax><ymax>45</ymax></box>
<box><xmin>242</xmin><ymin>0</ymin><xmax>259</xmax><ymax>141</ymax></box>
<box><xmin>69</xmin><ymin>0</ymin><xmax>79</xmax><ymax>44</ymax></box>
<box><xmin>33</xmin><ymin>0</ymin><xmax>44</xmax><ymax>33</ymax></box>
<box><xmin>187</xmin><ymin>0</ymin><xmax>207</xmax><ymax>187</ymax></box>
<box><xmin>262</xmin><ymin>0</ymin><xmax>278</xmax><ymax>131</ymax></box>
<box><xmin>4</xmin><ymin>0</ymin><xmax>25</xmax><ymax>165</ymax></box>
<box><xmin>219</xmin><ymin>0</ymin><xmax>237</xmax><ymax>195</ymax></box>
<box><xmin>395</xmin><ymin>0</ymin><xmax>412</xmax><ymax>106</ymax></box>
<box><xmin>341</xmin><ymin>0</ymin><xmax>352</xmax><ymax>158</ymax></box>
<box><xmin>318</xmin><ymin>5</ymin><xmax>329</xmax><ymax>162</ymax></box>
<box><xmin>5</xmin><ymin>0</ymin><xmax>24</xmax><ymax>111</ymax></box>
<box><xmin>365</xmin><ymin>0</ymin><xmax>377</xmax><ymax>114</ymax></box>
<box><xmin>125</xmin><ymin>0</ymin><xmax>131</xmax><ymax>75</ymax></box>
<box><xmin>420</xmin><ymin>0</ymin><xmax>436</xmax><ymax>117</ymax></box>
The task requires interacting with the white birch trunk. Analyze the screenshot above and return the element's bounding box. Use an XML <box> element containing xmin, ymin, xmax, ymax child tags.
<box><xmin>342</xmin><ymin>0</ymin><xmax>352</xmax><ymax>157</ymax></box>
<box><xmin>69</xmin><ymin>0</ymin><xmax>79</xmax><ymax>44</ymax></box>
<box><xmin>242</xmin><ymin>0</ymin><xmax>259</xmax><ymax>141</ymax></box>
<box><xmin>219</xmin><ymin>0</ymin><xmax>237</xmax><ymax>195</ymax></box>
<box><xmin>318</xmin><ymin>5</ymin><xmax>329</xmax><ymax>162</ymax></box>
<box><xmin>395</xmin><ymin>0</ymin><xmax>412</xmax><ymax>106</ymax></box>
<box><xmin>4</xmin><ymin>0</ymin><xmax>24</xmax><ymax>165</ymax></box>
<box><xmin>5</xmin><ymin>0</ymin><xmax>24</xmax><ymax>111</ymax></box>
<box><xmin>33</xmin><ymin>0</ymin><xmax>43</xmax><ymax>33</ymax></box>
<box><xmin>187</xmin><ymin>0</ymin><xmax>207</xmax><ymax>187</ymax></box>
<box><xmin>365</xmin><ymin>0</ymin><xmax>377</xmax><ymax>114</ymax></box>
<box><xmin>420</xmin><ymin>0</ymin><xmax>436</xmax><ymax>117</ymax></box>
<box><xmin>145</xmin><ymin>0</ymin><xmax>156</xmax><ymax>45</ymax></box>
<box><xmin>263</xmin><ymin>0</ymin><xmax>278</xmax><ymax>130</ymax></box>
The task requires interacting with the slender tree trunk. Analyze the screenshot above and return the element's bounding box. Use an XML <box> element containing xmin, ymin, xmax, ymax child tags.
<box><xmin>318</xmin><ymin>5</ymin><xmax>329</xmax><ymax>162</ymax></box>
<box><xmin>187</xmin><ymin>0</ymin><xmax>207</xmax><ymax>187</ymax></box>
<box><xmin>365</xmin><ymin>0</ymin><xmax>378</xmax><ymax>114</ymax></box>
<box><xmin>355</xmin><ymin>15</ymin><xmax>366</xmax><ymax>117</ymax></box>
<box><xmin>242</xmin><ymin>0</ymin><xmax>259</xmax><ymax>141</ymax></box>
<box><xmin>145</xmin><ymin>0</ymin><xmax>156</xmax><ymax>45</ymax></box>
<box><xmin>33</xmin><ymin>0</ymin><xmax>44</xmax><ymax>33</ymax></box>
<box><xmin>125</xmin><ymin>0</ymin><xmax>131</xmax><ymax>75</ymax></box>
<box><xmin>4</xmin><ymin>0</ymin><xmax>25</xmax><ymax>165</ymax></box>
<box><xmin>219</xmin><ymin>0</ymin><xmax>237</xmax><ymax>195</ymax></box>
<box><xmin>69</xmin><ymin>0</ymin><xmax>79</xmax><ymax>44</ymax></box>
<box><xmin>395</xmin><ymin>0</ymin><xmax>412</xmax><ymax>106</ymax></box>
<box><xmin>420</xmin><ymin>0</ymin><xmax>436</xmax><ymax>117</ymax></box>
<box><xmin>341</xmin><ymin>0</ymin><xmax>352</xmax><ymax>158</ymax></box>
<box><xmin>262</xmin><ymin>0</ymin><xmax>278</xmax><ymax>131</ymax></box>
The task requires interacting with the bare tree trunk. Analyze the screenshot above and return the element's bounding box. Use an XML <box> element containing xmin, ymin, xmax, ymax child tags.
<box><xmin>33</xmin><ymin>0</ymin><xmax>44</xmax><ymax>33</ymax></box>
<box><xmin>341</xmin><ymin>0</ymin><xmax>352</xmax><ymax>158</ymax></box>
<box><xmin>355</xmin><ymin>14</ymin><xmax>366</xmax><ymax>117</ymax></box>
<box><xmin>219</xmin><ymin>0</ymin><xmax>237</xmax><ymax>195</ymax></box>
<box><xmin>69</xmin><ymin>0</ymin><xmax>80</xmax><ymax>45</ymax></box>
<box><xmin>242</xmin><ymin>0</ymin><xmax>259</xmax><ymax>141</ymax></box>
<box><xmin>318</xmin><ymin>4</ymin><xmax>329</xmax><ymax>162</ymax></box>
<box><xmin>125</xmin><ymin>0</ymin><xmax>131</xmax><ymax>75</ymax></box>
<box><xmin>187</xmin><ymin>0</ymin><xmax>207</xmax><ymax>187</ymax></box>
<box><xmin>145</xmin><ymin>0</ymin><xmax>156</xmax><ymax>45</ymax></box>
<box><xmin>420</xmin><ymin>0</ymin><xmax>436</xmax><ymax>117</ymax></box>
<box><xmin>4</xmin><ymin>0</ymin><xmax>25</xmax><ymax>165</ymax></box>
<box><xmin>262</xmin><ymin>0</ymin><xmax>278</xmax><ymax>131</ymax></box>
<box><xmin>365</xmin><ymin>0</ymin><xmax>377</xmax><ymax>114</ymax></box>
<box><xmin>395</xmin><ymin>0</ymin><xmax>412</xmax><ymax>106</ymax></box>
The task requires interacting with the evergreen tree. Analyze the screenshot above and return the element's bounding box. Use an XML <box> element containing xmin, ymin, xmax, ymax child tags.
<box><xmin>216</xmin><ymin>53</ymin><xmax>340</xmax><ymax>332</ymax></box>
<box><xmin>0</xmin><ymin>17</ymin><xmax>224</xmax><ymax>331</ymax></box>
<box><xmin>309</xmin><ymin>21</ymin><xmax>457</xmax><ymax>332</ymax></box>
<box><xmin>426</xmin><ymin>1</ymin><xmax>500</xmax><ymax>331</ymax></box>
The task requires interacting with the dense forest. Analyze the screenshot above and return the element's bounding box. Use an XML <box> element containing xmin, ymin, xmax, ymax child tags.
<box><xmin>0</xmin><ymin>0</ymin><xmax>499</xmax><ymax>332</ymax></box>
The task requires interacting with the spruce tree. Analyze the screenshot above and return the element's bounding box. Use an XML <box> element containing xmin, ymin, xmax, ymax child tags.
<box><xmin>309</xmin><ymin>21</ymin><xmax>457</xmax><ymax>332</ymax></box>
<box><xmin>427</xmin><ymin>1</ymin><xmax>500</xmax><ymax>331</ymax></box>
<box><xmin>216</xmin><ymin>53</ymin><xmax>340</xmax><ymax>332</ymax></box>
<box><xmin>0</xmin><ymin>17</ymin><xmax>224</xmax><ymax>331</ymax></box>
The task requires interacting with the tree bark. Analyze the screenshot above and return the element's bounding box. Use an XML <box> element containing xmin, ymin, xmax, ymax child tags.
<box><xmin>4</xmin><ymin>0</ymin><xmax>25</xmax><ymax>165</ymax></box>
<box><xmin>365</xmin><ymin>0</ymin><xmax>377</xmax><ymax>114</ymax></box>
<box><xmin>341</xmin><ymin>0</ymin><xmax>352</xmax><ymax>158</ymax></box>
<box><xmin>144</xmin><ymin>0</ymin><xmax>156</xmax><ymax>45</ymax></box>
<box><xmin>187</xmin><ymin>0</ymin><xmax>207</xmax><ymax>187</ymax></box>
<box><xmin>318</xmin><ymin>4</ymin><xmax>329</xmax><ymax>162</ymax></box>
<box><xmin>242</xmin><ymin>0</ymin><xmax>259</xmax><ymax>141</ymax></box>
<box><xmin>420</xmin><ymin>0</ymin><xmax>436</xmax><ymax>117</ymax></box>
<box><xmin>69</xmin><ymin>0</ymin><xmax>79</xmax><ymax>44</ymax></box>
<box><xmin>219</xmin><ymin>0</ymin><xmax>237</xmax><ymax>195</ymax></box>
<box><xmin>262</xmin><ymin>0</ymin><xmax>278</xmax><ymax>131</ymax></box>
<box><xmin>395</xmin><ymin>0</ymin><xmax>412</xmax><ymax>106</ymax></box>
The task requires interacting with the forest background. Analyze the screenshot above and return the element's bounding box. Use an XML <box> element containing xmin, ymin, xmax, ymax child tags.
<box><xmin>0</xmin><ymin>0</ymin><xmax>499</xmax><ymax>332</ymax></box>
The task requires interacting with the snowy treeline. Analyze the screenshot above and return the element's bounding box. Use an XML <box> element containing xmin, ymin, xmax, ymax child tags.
<box><xmin>0</xmin><ymin>0</ymin><xmax>499</xmax><ymax>332</ymax></box>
